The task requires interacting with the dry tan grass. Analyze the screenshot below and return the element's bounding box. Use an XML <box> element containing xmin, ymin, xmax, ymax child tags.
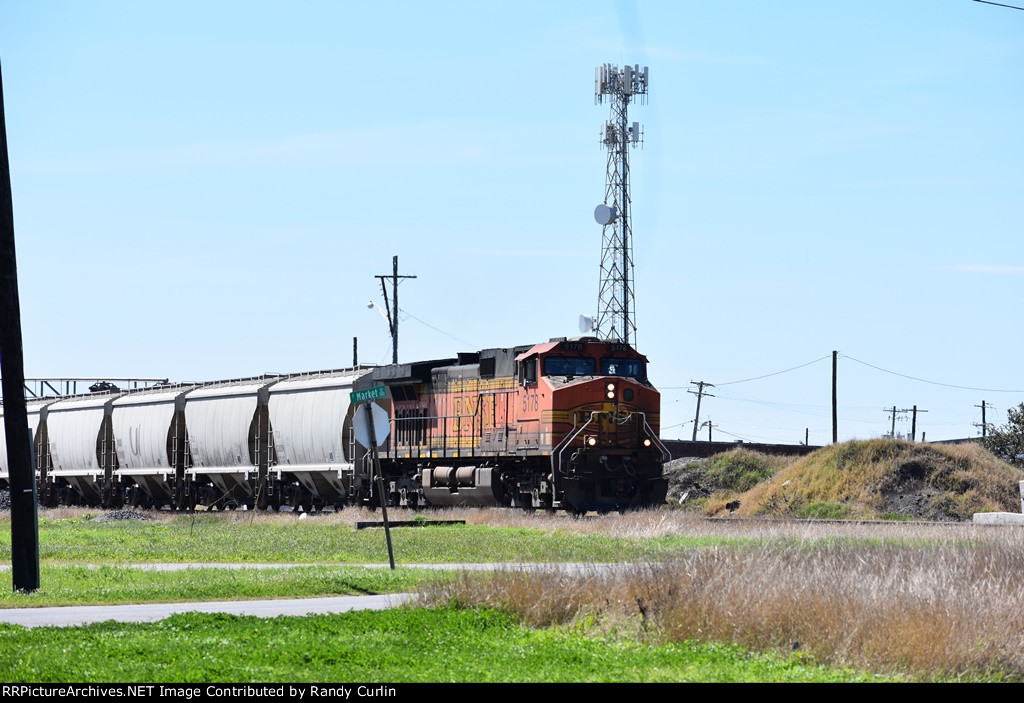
<box><xmin>34</xmin><ymin>502</ymin><xmax>1024</xmax><ymax>678</ymax></box>
<box><xmin>738</xmin><ymin>439</ymin><xmax>1024</xmax><ymax>520</ymax></box>
<box><xmin>43</xmin><ymin>503</ymin><xmax>1022</xmax><ymax>539</ymax></box>
<box><xmin>417</xmin><ymin>522</ymin><xmax>1024</xmax><ymax>681</ymax></box>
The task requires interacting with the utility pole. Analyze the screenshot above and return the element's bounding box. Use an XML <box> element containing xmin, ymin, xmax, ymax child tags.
<box><xmin>911</xmin><ymin>405</ymin><xmax>927</xmax><ymax>442</ymax></box>
<box><xmin>832</xmin><ymin>350</ymin><xmax>838</xmax><ymax>444</ymax></box>
<box><xmin>700</xmin><ymin>420</ymin><xmax>714</xmax><ymax>442</ymax></box>
<box><xmin>884</xmin><ymin>406</ymin><xmax>915</xmax><ymax>439</ymax></box>
<box><xmin>0</xmin><ymin>60</ymin><xmax>40</xmax><ymax>592</ymax></box>
<box><xmin>374</xmin><ymin>255</ymin><xmax>416</xmax><ymax>364</ymax></box>
<box><xmin>689</xmin><ymin>380</ymin><xmax>715</xmax><ymax>441</ymax></box>
<box><xmin>975</xmin><ymin>400</ymin><xmax>990</xmax><ymax>438</ymax></box>
<box><xmin>353</xmin><ymin>337</ymin><xmax>358</xmax><ymax>367</ymax></box>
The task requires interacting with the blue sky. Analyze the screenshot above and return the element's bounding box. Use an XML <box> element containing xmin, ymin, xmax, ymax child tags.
<box><xmin>1</xmin><ymin>1</ymin><xmax>1022</xmax><ymax>445</ymax></box>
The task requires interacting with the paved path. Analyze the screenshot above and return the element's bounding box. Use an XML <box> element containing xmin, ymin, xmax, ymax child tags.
<box><xmin>0</xmin><ymin>562</ymin><xmax>627</xmax><ymax>628</ymax></box>
<box><xmin>0</xmin><ymin>561</ymin><xmax>616</xmax><ymax>572</ymax></box>
<box><xmin>0</xmin><ymin>593</ymin><xmax>415</xmax><ymax>628</ymax></box>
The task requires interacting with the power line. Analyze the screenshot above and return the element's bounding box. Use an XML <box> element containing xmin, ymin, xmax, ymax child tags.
<box><xmin>841</xmin><ymin>354</ymin><xmax>1024</xmax><ymax>393</ymax></box>
<box><xmin>714</xmin><ymin>426</ymin><xmax>751</xmax><ymax>442</ymax></box>
<box><xmin>397</xmin><ymin>307</ymin><xmax>477</xmax><ymax>350</ymax></box>
<box><xmin>974</xmin><ymin>0</ymin><xmax>1024</xmax><ymax>10</ymax></box>
<box><xmin>661</xmin><ymin>354</ymin><xmax>831</xmax><ymax>389</ymax></box>
<box><xmin>717</xmin><ymin>354</ymin><xmax>832</xmax><ymax>386</ymax></box>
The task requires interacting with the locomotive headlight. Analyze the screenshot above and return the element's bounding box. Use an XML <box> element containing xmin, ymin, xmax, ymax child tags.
<box><xmin>606</xmin><ymin>382</ymin><xmax>616</xmax><ymax>399</ymax></box>
<box><xmin>587</xmin><ymin>436</ymin><xmax>597</xmax><ymax>446</ymax></box>
<box><xmin>643</xmin><ymin>438</ymin><xmax>652</xmax><ymax>447</ymax></box>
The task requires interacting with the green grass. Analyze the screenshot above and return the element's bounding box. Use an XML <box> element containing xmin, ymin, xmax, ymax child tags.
<box><xmin>1</xmin><ymin>511</ymin><xmax>1006</xmax><ymax>681</ymax></box>
<box><xmin>0</xmin><ymin>608</ymin><xmax>898</xmax><ymax>683</ymax></box>
<box><xmin>0</xmin><ymin>565</ymin><xmax>432</xmax><ymax>607</ymax></box>
<box><xmin>0</xmin><ymin>515</ymin><xmax>742</xmax><ymax>565</ymax></box>
<box><xmin>794</xmin><ymin>502</ymin><xmax>853</xmax><ymax>520</ymax></box>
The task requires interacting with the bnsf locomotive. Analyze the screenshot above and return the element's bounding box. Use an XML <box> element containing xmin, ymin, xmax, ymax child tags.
<box><xmin>0</xmin><ymin>337</ymin><xmax>670</xmax><ymax>514</ymax></box>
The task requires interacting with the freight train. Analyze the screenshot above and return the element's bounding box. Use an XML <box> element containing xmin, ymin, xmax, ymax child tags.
<box><xmin>0</xmin><ymin>337</ymin><xmax>670</xmax><ymax>514</ymax></box>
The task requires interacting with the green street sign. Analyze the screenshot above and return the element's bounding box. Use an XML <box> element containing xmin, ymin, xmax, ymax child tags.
<box><xmin>350</xmin><ymin>385</ymin><xmax>387</xmax><ymax>403</ymax></box>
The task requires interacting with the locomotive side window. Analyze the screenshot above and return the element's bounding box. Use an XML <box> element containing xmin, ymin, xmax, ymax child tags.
<box><xmin>600</xmin><ymin>358</ymin><xmax>645</xmax><ymax>378</ymax></box>
<box><xmin>543</xmin><ymin>357</ymin><xmax>596</xmax><ymax>376</ymax></box>
<box><xmin>520</xmin><ymin>358</ymin><xmax>537</xmax><ymax>385</ymax></box>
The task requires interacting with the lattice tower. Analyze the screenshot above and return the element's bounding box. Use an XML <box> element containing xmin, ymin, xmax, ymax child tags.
<box><xmin>593</xmin><ymin>63</ymin><xmax>647</xmax><ymax>345</ymax></box>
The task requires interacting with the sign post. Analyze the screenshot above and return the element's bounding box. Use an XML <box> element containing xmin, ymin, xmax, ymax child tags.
<box><xmin>350</xmin><ymin>386</ymin><xmax>395</xmax><ymax>570</ymax></box>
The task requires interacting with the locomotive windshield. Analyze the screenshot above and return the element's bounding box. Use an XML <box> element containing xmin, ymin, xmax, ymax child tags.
<box><xmin>600</xmin><ymin>358</ymin><xmax>645</xmax><ymax>378</ymax></box>
<box><xmin>543</xmin><ymin>356</ymin><xmax>596</xmax><ymax>376</ymax></box>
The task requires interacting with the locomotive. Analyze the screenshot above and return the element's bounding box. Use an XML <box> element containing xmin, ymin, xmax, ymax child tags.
<box><xmin>0</xmin><ymin>337</ymin><xmax>670</xmax><ymax>513</ymax></box>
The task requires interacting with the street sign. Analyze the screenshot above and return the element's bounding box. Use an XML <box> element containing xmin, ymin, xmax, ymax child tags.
<box><xmin>353</xmin><ymin>402</ymin><xmax>391</xmax><ymax>449</ymax></box>
<box><xmin>350</xmin><ymin>385</ymin><xmax>387</xmax><ymax>404</ymax></box>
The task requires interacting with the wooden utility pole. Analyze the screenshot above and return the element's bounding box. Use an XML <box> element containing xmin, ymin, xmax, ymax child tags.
<box><xmin>374</xmin><ymin>255</ymin><xmax>416</xmax><ymax>364</ymax></box>
<box><xmin>0</xmin><ymin>60</ymin><xmax>40</xmax><ymax>592</ymax></box>
<box><xmin>884</xmin><ymin>406</ymin><xmax>915</xmax><ymax>439</ymax></box>
<box><xmin>689</xmin><ymin>380</ymin><xmax>715</xmax><ymax>441</ymax></box>
<box><xmin>911</xmin><ymin>405</ymin><xmax>927</xmax><ymax>442</ymax></box>
<box><xmin>975</xmin><ymin>400</ymin><xmax>989</xmax><ymax>437</ymax></box>
<box><xmin>832</xmin><ymin>351</ymin><xmax>838</xmax><ymax>444</ymax></box>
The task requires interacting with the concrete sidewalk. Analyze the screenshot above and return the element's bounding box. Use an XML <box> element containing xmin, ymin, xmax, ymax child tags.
<box><xmin>0</xmin><ymin>593</ymin><xmax>415</xmax><ymax>628</ymax></box>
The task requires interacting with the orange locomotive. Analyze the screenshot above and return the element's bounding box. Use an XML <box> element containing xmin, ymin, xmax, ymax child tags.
<box><xmin>357</xmin><ymin>336</ymin><xmax>670</xmax><ymax>513</ymax></box>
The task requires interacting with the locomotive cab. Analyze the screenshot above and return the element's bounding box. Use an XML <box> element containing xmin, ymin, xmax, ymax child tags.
<box><xmin>515</xmin><ymin>337</ymin><xmax>669</xmax><ymax>512</ymax></box>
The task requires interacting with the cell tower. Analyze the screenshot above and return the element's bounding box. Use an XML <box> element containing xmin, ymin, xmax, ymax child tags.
<box><xmin>592</xmin><ymin>63</ymin><xmax>648</xmax><ymax>345</ymax></box>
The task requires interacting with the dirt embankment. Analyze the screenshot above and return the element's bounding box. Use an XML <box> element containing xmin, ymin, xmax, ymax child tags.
<box><xmin>665</xmin><ymin>439</ymin><xmax>1024</xmax><ymax>521</ymax></box>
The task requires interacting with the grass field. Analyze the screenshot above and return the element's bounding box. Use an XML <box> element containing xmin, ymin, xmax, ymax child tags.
<box><xmin>0</xmin><ymin>564</ymin><xmax>430</xmax><ymax>607</ymax></box>
<box><xmin>0</xmin><ymin>508</ymin><xmax>752</xmax><ymax>565</ymax></box>
<box><xmin>0</xmin><ymin>608</ymin><xmax>896</xmax><ymax>683</ymax></box>
<box><xmin>1</xmin><ymin>506</ymin><xmax>1023</xmax><ymax>682</ymax></box>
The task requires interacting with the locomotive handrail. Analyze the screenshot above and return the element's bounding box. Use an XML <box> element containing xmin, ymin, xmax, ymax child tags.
<box><xmin>551</xmin><ymin>411</ymin><xmax>600</xmax><ymax>480</ymax></box>
<box><xmin>640</xmin><ymin>412</ymin><xmax>672</xmax><ymax>463</ymax></box>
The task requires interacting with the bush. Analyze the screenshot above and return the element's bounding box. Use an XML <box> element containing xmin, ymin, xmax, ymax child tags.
<box><xmin>983</xmin><ymin>403</ymin><xmax>1024</xmax><ymax>469</ymax></box>
<box><xmin>704</xmin><ymin>450</ymin><xmax>789</xmax><ymax>492</ymax></box>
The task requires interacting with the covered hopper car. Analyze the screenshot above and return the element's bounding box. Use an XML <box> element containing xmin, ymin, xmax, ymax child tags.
<box><xmin>0</xmin><ymin>337</ymin><xmax>670</xmax><ymax>514</ymax></box>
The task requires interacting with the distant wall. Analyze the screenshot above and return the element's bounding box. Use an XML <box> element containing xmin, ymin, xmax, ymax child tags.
<box><xmin>661</xmin><ymin>437</ymin><xmax>983</xmax><ymax>462</ymax></box>
<box><xmin>662</xmin><ymin>439</ymin><xmax>821</xmax><ymax>461</ymax></box>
